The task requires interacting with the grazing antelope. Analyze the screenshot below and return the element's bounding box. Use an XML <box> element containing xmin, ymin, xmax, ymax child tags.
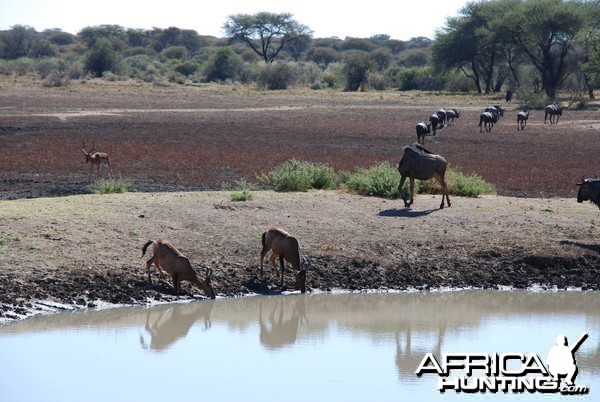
<box><xmin>397</xmin><ymin>143</ymin><xmax>450</xmax><ymax>209</ymax></box>
<box><xmin>81</xmin><ymin>141</ymin><xmax>111</xmax><ymax>179</ymax></box>
<box><xmin>260</xmin><ymin>227</ymin><xmax>306</xmax><ymax>293</ymax></box>
<box><xmin>141</xmin><ymin>239</ymin><xmax>216</xmax><ymax>299</ymax></box>
<box><xmin>517</xmin><ymin>110</ymin><xmax>530</xmax><ymax>130</ymax></box>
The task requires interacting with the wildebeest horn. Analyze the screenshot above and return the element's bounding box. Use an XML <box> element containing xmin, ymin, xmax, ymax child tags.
<box><xmin>205</xmin><ymin>267</ymin><xmax>213</xmax><ymax>280</ymax></box>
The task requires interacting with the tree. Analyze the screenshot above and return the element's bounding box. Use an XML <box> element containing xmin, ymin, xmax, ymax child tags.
<box><xmin>0</xmin><ymin>25</ymin><xmax>37</xmax><ymax>59</ymax></box>
<box><xmin>84</xmin><ymin>38</ymin><xmax>119</xmax><ymax>77</ymax></box>
<box><xmin>223</xmin><ymin>12</ymin><xmax>310</xmax><ymax>63</ymax></box>
<box><xmin>285</xmin><ymin>24</ymin><xmax>313</xmax><ymax>62</ymax></box>
<box><xmin>495</xmin><ymin>0</ymin><xmax>586</xmax><ymax>99</ymax></box>
<box><xmin>431</xmin><ymin>1</ymin><xmax>505</xmax><ymax>94</ymax></box>
<box><xmin>343</xmin><ymin>51</ymin><xmax>375</xmax><ymax>91</ymax></box>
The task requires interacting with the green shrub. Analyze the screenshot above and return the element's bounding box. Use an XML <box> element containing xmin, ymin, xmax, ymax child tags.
<box><xmin>343</xmin><ymin>163</ymin><xmax>402</xmax><ymax>198</ymax></box>
<box><xmin>447</xmin><ymin>170</ymin><xmax>495</xmax><ymax>197</ymax></box>
<box><xmin>89</xmin><ymin>178</ymin><xmax>130</xmax><ymax>194</ymax></box>
<box><xmin>230</xmin><ymin>190</ymin><xmax>253</xmax><ymax>201</ymax></box>
<box><xmin>342</xmin><ymin>163</ymin><xmax>495</xmax><ymax>199</ymax></box>
<box><xmin>257</xmin><ymin>62</ymin><xmax>296</xmax><ymax>90</ymax></box>
<box><xmin>417</xmin><ymin>169</ymin><xmax>495</xmax><ymax>197</ymax></box>
<box><xmin>517</xmin><ymin>89</ymin><xmax>548</xmax><ymax>110</ymax></box>
<box><xmin>259</xmin><ymin>160</ymin><xmax>336</xmax><ymax>192</ymax></box>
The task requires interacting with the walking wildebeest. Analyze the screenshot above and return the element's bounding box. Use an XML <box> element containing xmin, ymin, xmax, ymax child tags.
<box><xmin>505</xmin><ymin>89</ymin><xmax>513</xmax><ymax>103</ymax></box>
<box><xmin>517</xmin><ymin>110</ymin><xmax>530</xmax><ymax>130</ymax></box>
<box><xmin>576</xmin><ymin>177</ymin><xmax>600</xmax><ymax>209</ymax></box>
<box><xmin>429</xmin><ymin>112</ymin><xmax>441</xmax><ymax>135</ymax></box>
<box><xmin>544</xmin><ymin>103</ymin><xmax>562</xmax><ymax>124</ymax></box>
<box><xmin>445</xmin><ymin>108</ymin><xmax>460</xmax><ymax>125</ymax></box>
<box><xmin>479</xmin><ymin>111</ymin><xmax>499</xmax><ymax>132</ymax></box>
<box><xmin>485</xmin><ymin>105</ymin><xmax>504</xmax><ymax>118</ymax></box>
<box><xmin>436</xmin><ymin>109</ymin><xmax>447</xmax><ymax>128</ymax></box>
<box><xmin>397</xmin><ymin>143</ymin><xmax>450</xmax><ymax>209</ymax></box>
<box><xmin>416</xmin><ymin>121</ymin><xmax>432</xmax><ymax>145</ymax></box>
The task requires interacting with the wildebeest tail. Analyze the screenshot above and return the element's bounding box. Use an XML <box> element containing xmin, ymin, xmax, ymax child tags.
<box><xmin>141</xmin><ymin>240</ymin><xmax>154</xmax><ymax>257</ymax></box>
<box><xmin>261</xmin><ymin>231</ymin><xmax>266</xmax><ymax>249</ymax></box>
<box><xmin>478</xmin><ymin>114</ymin><xmax>483</xmax><ymax>126</ymax></box>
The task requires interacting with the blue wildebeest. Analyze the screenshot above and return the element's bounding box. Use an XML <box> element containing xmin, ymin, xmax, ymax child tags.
<box><xmin>397</xmin><ymin>143</ymin><xmax>450</xmax><ymax>209</ymax></box>
<box><xmin>445</xmin><ymin>108</ymin><xmax>460</xmax><ymax>125</ymax></box>
<box><xmin>517</xmin><ymin>110</ymin><xmax>530</xmax><ymax>130</ymax></box>
<box><xmin>436</xmin><ymin>109</ymin><xmax>447</xmax><ymax>128</ymax></box>
<box><xmin>485</xmin><ymin>105</ymin><xmax>505</xmax><ymax>118</ymax></box>
<box><xmin>576</xmin><ymin>177</ymin><xmax>600</xmax><ymax>209</ymax></box>
<box><xmin>479</xmin><ymin>111</ymin><xmax>499</xmax><ymax>132</ymax></box>
<box><xmin>505</xmin><ymin>89</ymin><xmax>513</xmax><ymax>103</ymax></box>
<box><xmin>429</xmin><ymin>112</ymin><xmax>441</xmax><ymax>135</ymax></box>
<box><xmin>416</xmin><ymin>121</ymin><xmax>432</xmax><ymax>145</ymax></box>
<box><xmin>544</xmin><ymin>103</ymin><xmax>562</xmax><ymax>124</ymax></box>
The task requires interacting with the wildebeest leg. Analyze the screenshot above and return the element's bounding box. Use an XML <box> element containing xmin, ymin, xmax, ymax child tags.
<box><xmin>398</xmin><ymin>175</ymin><xmax>409</xmax><ymax>208</ymax></box>
<box><xmin>433</xmin><ymin>172</ymin><xmax>451</xmax><ymax>209</ymax></box>
<box><xmin>279</xmin><ymin>254</ymin><xmax>285</xmax><ymax>288</ymax></box>
<box><xmin>409</xmin><ymin>178</ymin><xmax>415</xmax><ymax>207</ymax></box>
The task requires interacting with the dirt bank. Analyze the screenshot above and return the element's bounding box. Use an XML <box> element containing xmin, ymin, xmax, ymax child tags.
<box><xmin>0</xmin><ymin>190</ymin><xmax>598</xmax><ymax>323</ymax></box>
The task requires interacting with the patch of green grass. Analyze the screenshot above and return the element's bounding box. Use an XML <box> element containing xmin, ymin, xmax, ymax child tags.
<box><xmin>259</xmin><ymin>159</ymin><xmax>336</xmax><ymax>192</ymax></box>
<box><xmin>230</xmin><ymin>190</ymin><xmax>253</xmax><ymax>201</ymax></box>
<box><xmin>89</xmin><ymin>178</ymin><xmax>131</xmax><ymax>194</ymax></box>
<box><xmin>0</xmin><ymin>233</ymin><xmax>13</xmax><ymax>246</ymax></box>
<box><xmin>446</xmin><ymin>170</ymin><xmax>495</xmax><ymax>197</ymax></box>
<box><xmin>342</xmin><ymin>163</ymin><xmax>402</xmax><ymax>199</ymax></box>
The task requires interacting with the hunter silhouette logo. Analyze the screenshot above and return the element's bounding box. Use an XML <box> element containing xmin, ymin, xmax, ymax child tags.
<box><xmin>415</xmin><ymin>332</ymin><xmax>590</xmax><ymax>395</ymax></box>
<box><xmin>546</xmin><ymin>332</ymin><xmax>588</xmax><ymax>387</ymax></box>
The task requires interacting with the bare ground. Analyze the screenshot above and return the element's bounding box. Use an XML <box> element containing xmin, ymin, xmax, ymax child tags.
<box><xmin>0</xmin><ymin>77</ymin><xmax>599</xmax><ymax>322</ymax></box>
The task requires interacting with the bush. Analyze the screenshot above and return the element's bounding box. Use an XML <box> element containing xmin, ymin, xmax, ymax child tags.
<box><xmin>89</xmin><ymin>178</ymin><xmax>130</xmax><ymax>194</ymax></box>
<box><xmin>342</xmin><ymin>163</ymin><xmax>495</xmax><ymax>199</ymax></box>
<box><xmin>174</xmin><ymin>61</ymin><xmax>200</xmax><ymax>76</ymax></box>
<box><xmin>257</xmin><ymin>62</ymin><xmax>296</xmax><ymax>90</ymax></box>
<box><xmin>259</xmin><ymin>160</ymin><xmax>336</xmax><ymax>192</ymax></box>
<box><xmin>516</xmin><ymin>89</ymin><xmax>548</xmax><ymax>110</ymax></box>
<box><xmin>343</xmin><ymin>51</ymin><xmax>375</xmax><ymax>91</ymax></box>
<box><xmin>230</xmin><ymin>190</ymin><xmax>253</xmax><ymax>201</ymax></box>
<box><xmin>84</xmin><ymin>39</ymin><xmax>119</xmax><ymax>77</ymax></box>
<box><xmin>446</xmin><ymin>170</ymin><xmax>495</xmax><ymax>197</ymax></box>
<box><xmin>204</xmin><ymin>48</ymin><xmax>241</xmax><ymax>82</ymax></box>
<box><xmin>343</xmin><ymin>163</ymin><xmax>401</xmax><ymax>198</ymax></box>
<box><xmin>417</xmin><ymin>169</ymin><xmax>495</xmax><ymax>197</ymax></box>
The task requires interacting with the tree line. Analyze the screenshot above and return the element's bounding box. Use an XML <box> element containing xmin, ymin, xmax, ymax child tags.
<box><xmin>0</xmin><ymin>0</ymin><xmax>599</xmax><ymax>101</ymax></box>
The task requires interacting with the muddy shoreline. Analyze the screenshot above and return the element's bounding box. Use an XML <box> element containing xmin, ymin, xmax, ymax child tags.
<box><xmin>1</xmin><ymin>191</ymin><xmax>599</xmax><ymax>323</ymax></box>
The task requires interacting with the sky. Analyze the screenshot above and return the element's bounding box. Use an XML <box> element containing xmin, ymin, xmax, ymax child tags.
<box><xmin>0</xmin><ymin>0</ymin><xmax>469</xmax><ymax>41</ymax></box>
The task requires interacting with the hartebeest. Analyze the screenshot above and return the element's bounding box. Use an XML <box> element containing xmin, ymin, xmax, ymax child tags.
<box><xmin>260</xmin><ymin>227</ymin><xmax>306</xmax><ymax>293</ymax></box>
<box><xmin>81</xmin><ymin>141</ymin><xmax>111</xmax><ymax>179</ymax></box>
<box><xmin>141</xmin><ymin>239</ymin><xmax>216</xmax><ymax>299</ymax></box>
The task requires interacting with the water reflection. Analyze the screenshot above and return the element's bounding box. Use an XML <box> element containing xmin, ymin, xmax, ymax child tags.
<box><xmin>139</xmin><ymin>300</ymin><xmax>215</xmax><ymax>351</ymax></box>
<box><xmin>1</xmin><ymin>291</ymin><xmax>599</xmax><ymax>401</ymax></box>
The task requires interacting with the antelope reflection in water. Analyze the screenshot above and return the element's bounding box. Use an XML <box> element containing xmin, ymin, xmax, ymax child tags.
<box><xmin>259</xmin><ymin>295</ymin><xmax>307</xmax><ymax>350</ymax></box>
<box><xmin>139</xmin><ymin>300</ymin><xmax>215</xmax><ymax>351</ymax></box>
